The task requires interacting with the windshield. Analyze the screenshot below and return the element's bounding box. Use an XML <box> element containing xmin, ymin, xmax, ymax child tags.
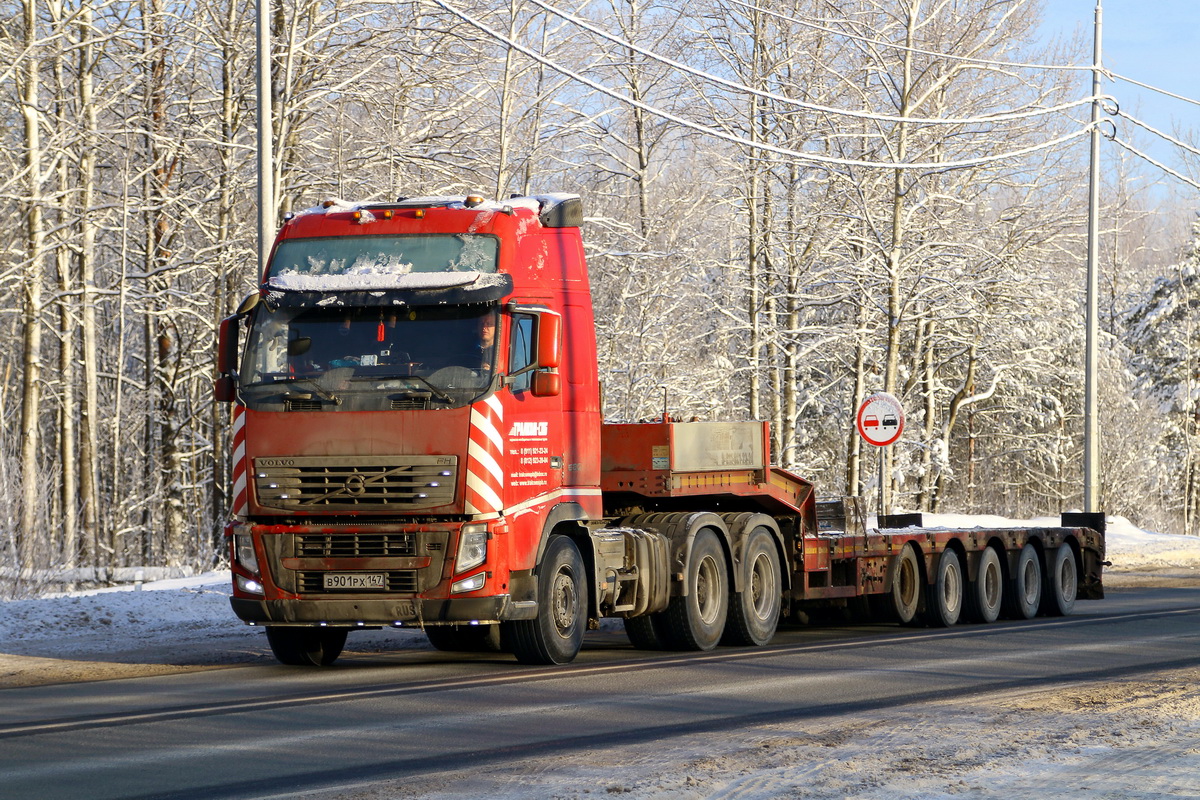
<box><xmin>268</xmin><ymin>234</ymin><xmax>499</xmax><ymax>287</ymax></box>
<box><xmin>240</xmin><ymin>303</ymin><xmax>498</xmax><ymax>410</ymax></box>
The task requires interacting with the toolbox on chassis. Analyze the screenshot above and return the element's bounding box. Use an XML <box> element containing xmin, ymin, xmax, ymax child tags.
<box><xmin>215</xmin><ymin>193</ymin><xmax>1106</xmax><ymax>666</ymax></box>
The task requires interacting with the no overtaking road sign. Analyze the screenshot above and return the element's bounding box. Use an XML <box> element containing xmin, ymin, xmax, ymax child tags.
<box><xmin>856</xmin><ymin>392</ymin><xmax>904</xmax><ymax>447</ymax></box>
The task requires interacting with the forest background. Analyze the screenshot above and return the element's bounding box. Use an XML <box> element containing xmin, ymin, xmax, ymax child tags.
<box><xmin>3</xmin><ymin>0</ymin><xmax>1199</xmax><ymax>595</ymax></box>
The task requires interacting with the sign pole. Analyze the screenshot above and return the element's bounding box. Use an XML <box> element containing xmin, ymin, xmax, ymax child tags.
<box><xmin>856</xmin><ymin>392</ymin><xmax>905</xmax><ymax>521</ymax></box>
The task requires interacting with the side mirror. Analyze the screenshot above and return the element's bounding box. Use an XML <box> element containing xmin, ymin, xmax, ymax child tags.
<box><xmin>531</xmin><ymin>371</ymin><xmax>561</xmax><ymax>398</ymax></box>
<box><xmin>536</xmin><ymin>312</ymin><xmax>561</xmax><ymax>369</ymax></box>
<box><xmin>217</xmin><ymin>316</ymin><xmax>239</xmax><ymax>375</ymax></box>
<box><xmin>214</xmin><ymin>375</ymin><xmax>236</xmax><ymax>403</ymax></box>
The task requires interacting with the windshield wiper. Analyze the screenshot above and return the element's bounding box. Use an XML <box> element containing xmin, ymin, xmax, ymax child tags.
<box><xmin>279</xmin><ymin>379</ymin><xmax>341</xmax><ymax>405</ymax></box>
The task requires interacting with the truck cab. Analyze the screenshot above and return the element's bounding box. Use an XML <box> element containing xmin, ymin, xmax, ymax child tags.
<box><xmin>218</xmin><ymin>194</ymin><xmax>603</xmax><ymax>665</ymax></box>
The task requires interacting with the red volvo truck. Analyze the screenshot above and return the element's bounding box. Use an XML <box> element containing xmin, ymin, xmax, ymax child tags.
<box><xmin>215</xmin><ymin>193</ymin><xmax>1105</xmax><ymax>666</ymax></box>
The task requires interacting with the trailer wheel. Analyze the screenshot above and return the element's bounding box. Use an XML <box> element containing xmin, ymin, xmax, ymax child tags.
<box><xmin>1004</xmin><ymin>543</ymin><xmax>1042</xmax><ymax>620</ymax></box>
<box><xmin>723</xmin><ymin>527</ymin><xmax>782</xmax><ymax>646</ymax></box>
<box><xmin>925</xmin><ymin>550</ymin><xmax>964</xmax><ymax>627</ymax></box>
<box><xmin>265</xmin><ymin>626</ymin><xmax>348</xmax><ymax>666</ymax></box>
<box><xmin>1041</xmin><ymin>545</ymin><xmax>1078</xmax><ymax>617</ymax></box>
<box><xmin>888</xmin><ymin>543</ymin><xmax>923</xmax><ymax>626</ymax></box>
<box><xmin>623</xmin><ymin>613</ymin><xmax>670</xmax><ymax>650</ymax></box>
<box><xmin>965</xmin><ymin>546</ymin><xmax>1003</xmax><ymax>624</ymax></box>
<box><xmin>506</xmin><ymin>535</ymin><xmax>586</xmax><ymax>665</ymax></box>
<box><xmin>425</xmin><ymin>624</ymin><xmax>503</xmax><ymax>653</ymax></box>
<box><xmin>663</xmin><ymin>529</ymin><xmax>729</xmax><ymax>650</ymax></box>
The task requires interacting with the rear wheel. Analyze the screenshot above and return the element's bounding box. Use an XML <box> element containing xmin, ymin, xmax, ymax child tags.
<box><xmin>1041</xmin><ymin>545</ymin><xmax>1078</xmax><ymax>617</ymax></box>
<box><xmin>1004</xmin><ymin>543</ymin><xmax>1042</xmax><ymax>620</ymax></box>
<box><xmin>663</xmin><ymin>529</ymin><xmax>729</xmax><ymax>650</ymax></box>
<box><xmin>888</xmin><ymin>543</ymin><xmax>923</xmax><ymax>626</ymax></box>
<box><xmin>505</xmin><ymin>535</ymin><xmax>586</xmax><ymax>665</ymax></box>
<box><xmin>924</xmin><ymin>550</ymin><xmax>964</xmax><ymax>627</ymax></box>
<box><xmin>723</xmin><ymin>527</ymin><xmax>782</xmax><ymax>646</ymax></box>
<box><xmin>265</xmin><ymin>627</ymin><xmax>348</xmax><ymax>666</ymax></box>
<box><xmin>425</xmin><ymin>624</ymin><xmax>502</xmax><ymax>653</ymax></box>
<box><xmin>623</xmin><ymin>613</ymin><xmax>671</xmax><ymax>650</ymax></box>
<box><xmin>965</xmin><ymin>546</ymin><xmax>1003</xmax><ymax>624</ymax></box>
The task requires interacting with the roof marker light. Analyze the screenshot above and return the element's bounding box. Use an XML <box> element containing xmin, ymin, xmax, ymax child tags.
<box><xmin>464</xmin><ymin>194</ymin><xmax>484</xmax><ymax>208</ymax></box>
<box><xmin>415</xmin><ymin>208</ymin><xmax>426</xmax><ymax>218</ymax></box>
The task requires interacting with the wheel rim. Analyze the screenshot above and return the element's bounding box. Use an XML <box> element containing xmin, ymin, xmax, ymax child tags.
<box><xmin>1058</xmin><ymin>554</ymin><xmax>1077</xmax><ymax>602</ymax></box>
<box><xmin>551</xmin><ymin>566</ymin><xmax>578</xmax><ymax>637</ymax></box>
<box><xmin>749</xmin><ymin>552</ymin><xmax>775</xmax><ymax>621</ymax></box>
<box><xmin>943</xmin><ymin>559</ymin><xmax>961</xmax><ymax>614</ymax></box>
<box><xmin>898</xmin><ymin>555</ymin><xmax>919</xmax><ymax>608</ymax></box>
<box><xmin>1022</xmin><ymin>559</ymin><xmax>1039</xmax><ymax>604</ymax></box>
<box><xmin>696</xmin><ymin>554</ymin><xmax>722</xmax><ymax>625</ymax></box>
<box><xmin>982</xmin><ymin>558</ymin><xmax>1001</xmax><ymax>609</ymax></box>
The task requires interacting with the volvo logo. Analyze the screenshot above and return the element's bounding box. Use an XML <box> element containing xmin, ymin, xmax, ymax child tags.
<box><xmin>343</xmin><ymin>475</ymin><xmax>367</xmax><ymax>496</ymax></box>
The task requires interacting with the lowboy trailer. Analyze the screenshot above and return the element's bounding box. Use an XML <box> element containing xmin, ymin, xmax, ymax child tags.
<box><xmin>215</xmin><ymin>193</ymin><xmax>1105</xmax><ymax>666</ymax></box>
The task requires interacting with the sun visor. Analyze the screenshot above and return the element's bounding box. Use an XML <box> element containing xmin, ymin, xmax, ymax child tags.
<box><xmin>262</xmin><ymin>272</ymin><xmax>513</xmax><ymax>310</ymax></box>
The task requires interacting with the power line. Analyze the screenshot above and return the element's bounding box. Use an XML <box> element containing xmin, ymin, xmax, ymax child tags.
<box><xmin>1109</xmin><ymin>71</ymin><xmax>1200</xmax><ymax>110</ymax></box>
<box><xmin>429</xmin><ymin>0</ymin><xmax>1094</xmax><ymax>172</ymax></box>
<box><xmin>1117</xmin><ymin>111</ymin><xmax>1200</xmax><ymax>162</ymax></box>
<box><xmin>1110</xmin><ymin>136</ymin><xmax>1200</xmax><ymax>193</ymax></box>
<box><xmin>527</xmin><ymin>0</ymin><xmax>1096</xmax><ymax>127</ymax></box>
<box><xmin>725</xmin><ymin>0</ymin><xmax>1093</xmax><ymax>74</ymax></box>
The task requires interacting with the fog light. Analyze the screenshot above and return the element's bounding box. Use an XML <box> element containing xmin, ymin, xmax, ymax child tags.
<box><xmin>236</xmin><ymin>575</ymin><xmax>264</xmax><ymax>595</ymax></box>
<box><xmin>451</xmin><ymin>573</ymin><xmax>486</xmax><ymax>593</ymax></box>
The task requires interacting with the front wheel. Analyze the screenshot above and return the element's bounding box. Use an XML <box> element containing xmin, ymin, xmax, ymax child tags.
<box><xmin>265</xmin><ymin>626</ymin><xmax>348</xmax><ymax>666</ymax></box>
<box><xmin>505</xmin><ymin>535</ymin><xmax>586</xmax><ymax>665</ymax></box>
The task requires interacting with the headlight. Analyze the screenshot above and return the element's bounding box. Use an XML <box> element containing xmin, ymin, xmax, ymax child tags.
<box><xmin>234</xmin><ymin>532</ymin><xmax>259</xmax><ymax>575</ymax></box>
<box><xmin>456</xmin><ymin>523</ymin><xmax>488</xmax><ymax>573</ymax></box>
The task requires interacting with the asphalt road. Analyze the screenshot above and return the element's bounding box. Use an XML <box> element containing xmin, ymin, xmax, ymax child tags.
<box><xmin>2</xmin><ymin>584</ymin><xmax>1199</xmax><ymax>800</ymax></box>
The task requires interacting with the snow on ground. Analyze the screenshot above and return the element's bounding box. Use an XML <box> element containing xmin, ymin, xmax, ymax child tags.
<box><xmin>1</xmin><ymin>514</ymin><xmax>1198</xmax><ymax>667</ymax></box>
<box><xmin>3</xmin><ymin>516</ymin><xmax>1200</xmax><ymax>798</ymax></box>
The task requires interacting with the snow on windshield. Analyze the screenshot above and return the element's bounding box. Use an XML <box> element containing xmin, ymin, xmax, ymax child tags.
<box><xmin>266</xmin><ymin>234</ymin><xmax>498</xmax><ymax>291</ymax></box>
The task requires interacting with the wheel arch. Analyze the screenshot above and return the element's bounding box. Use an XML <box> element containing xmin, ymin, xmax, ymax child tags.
<box><xmin>721</xmin><ymin>512</ymin><xmax>789</xmax><ymax>593</ymax></box>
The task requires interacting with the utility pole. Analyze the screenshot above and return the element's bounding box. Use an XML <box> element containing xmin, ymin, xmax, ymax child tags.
<box><xmin>1084</xmin><ymin>0</ymin><xmax>1102</xmax><ymax>512</ymax></box>
<box><xmin>256</xmin><ymin>0</ymin><xmax>275</xmax><ymax>273</ymax></box>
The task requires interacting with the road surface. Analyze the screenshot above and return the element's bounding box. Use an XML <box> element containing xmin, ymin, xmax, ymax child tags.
<box><xmin>2</xmin><ymin>581</ymin><xmax>1199</xmax><ymax>800</ymax></box>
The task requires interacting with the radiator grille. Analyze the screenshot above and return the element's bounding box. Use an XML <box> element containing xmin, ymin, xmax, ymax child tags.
<box><xmin>254</xmin><ymin>456</ymin><xmax>457</xmax><ymax>510</ymax></box>
<box><xmin>297</xmin><ymin>571</ymin><xmax>418</xmax><ymax>593</ymax></box>
<box><xmin>296</xmin><ymin>532</ymin><xmax>417</xmax><ymax>558</ymax></box>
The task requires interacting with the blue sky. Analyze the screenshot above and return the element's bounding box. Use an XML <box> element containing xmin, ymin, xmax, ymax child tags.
<box><xmin>1038</xmin><ymin>0</ymin><xmax>1200</xmax><ymax>190</ymax></box>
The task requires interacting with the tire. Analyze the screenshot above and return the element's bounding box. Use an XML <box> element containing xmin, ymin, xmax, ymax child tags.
<box><xmin>965</xmin><ymin>546</ymin><xmax>1003</xmax><ymax>624</ymax></box>
<box><xmin>662</xmin><ymin>529</ymin><xmax>729</xmax><ymax>651</ymax></box>
<box><xmin>722</xmin><ymin>527</ymin><xmax>782</xmax><ymax>646</ymax></box>
<box><xmin>265</xmin><ymin>627</ymin><xmax>348</xmax><ymax>666</ymax></box>
<box><xmin>425</xmin><ymin>624</ymin><xmax>502</xmax><ymax>652</ymax></box>
<box><xmin>888</xmin><ymin>543</ymin><xmax>923</xmax><ymax>626</ymax></box>
<box><xmin>1041</xmin><ymin>545</ymin><xmax>1078</xmax><ymax>617</ymax></box>
<box><xmin>623</xmin><ymin>613</ymin><xmax>671</xmax><ymax>650</ymax></box>
<box><xmin>924</xmin><ymin>549</ymin><xmax>964</xmax><ymax>627</ymax></box>
<box><xmin>1004</xmin><ymin>543</ymin><xmax>1042</xmax><ymax>620</ymax></box>
<box><xmin>505</xmin><ymin>535</ymin><xmax>586</xmax><ymax>665</ymax></box>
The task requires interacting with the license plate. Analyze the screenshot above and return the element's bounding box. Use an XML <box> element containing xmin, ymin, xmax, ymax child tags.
<box><xmin>323</xmin><ymin>572</ymin><xmax>386</xmax><ymax>590</ymax></box>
